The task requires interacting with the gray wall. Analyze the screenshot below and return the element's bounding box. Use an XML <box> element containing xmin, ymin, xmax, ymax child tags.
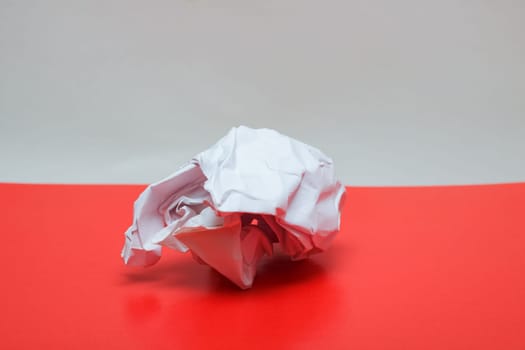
<box><xmin>1</xmin><ymin>0</ymin><xmax>524</xmax><ymax>185</ymax></box>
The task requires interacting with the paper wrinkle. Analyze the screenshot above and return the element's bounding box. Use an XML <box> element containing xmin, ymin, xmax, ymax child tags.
<box><xmin>122</xmin><ymin>126</ymin><xmax>345</xmax><ymax>289</ymax></box>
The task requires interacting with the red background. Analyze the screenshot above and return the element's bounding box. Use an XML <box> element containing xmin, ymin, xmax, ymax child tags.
<box><xmin>1</xmin><ymin>183</ymin><xmax>524</xmax><ymax>349</ymax></box>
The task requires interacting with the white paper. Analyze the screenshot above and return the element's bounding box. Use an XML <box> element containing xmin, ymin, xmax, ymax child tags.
<box><xmin>121</xmin><ymin>126</ymin><xmax>346</xmax><ymax>289</ymax></box>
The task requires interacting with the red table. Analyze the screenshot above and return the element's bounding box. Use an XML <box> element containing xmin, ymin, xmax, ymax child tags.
<box><xmin>1</xmin><ymin>183</ymin><xmax>524</xmax><ymax>349</ymax></box>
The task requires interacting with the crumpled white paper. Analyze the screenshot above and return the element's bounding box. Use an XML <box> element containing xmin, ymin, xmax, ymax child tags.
<box><xmin>121</xmin><ymin>126</ymin><xmax>345</xmax><ymax>289</ymax></box>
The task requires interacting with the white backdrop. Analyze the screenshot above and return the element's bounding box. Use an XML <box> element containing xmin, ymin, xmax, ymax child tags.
<box><xmin>1</xmin><ymin>0</ymin><xmax>524</xmax><ymax>185</ymax></box>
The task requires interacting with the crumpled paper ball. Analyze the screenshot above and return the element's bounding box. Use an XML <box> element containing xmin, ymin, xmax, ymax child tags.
<box><xmin>121</xmin><ymin>126</ymin><xmax>346</xmax><ymax>289</ymax></box>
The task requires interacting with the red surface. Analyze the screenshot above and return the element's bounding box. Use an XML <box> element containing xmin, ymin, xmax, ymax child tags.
<box><xmin>1</xmin><ymin>183</ymin><xmax>524</xmax><ymax>349</ymax></box>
